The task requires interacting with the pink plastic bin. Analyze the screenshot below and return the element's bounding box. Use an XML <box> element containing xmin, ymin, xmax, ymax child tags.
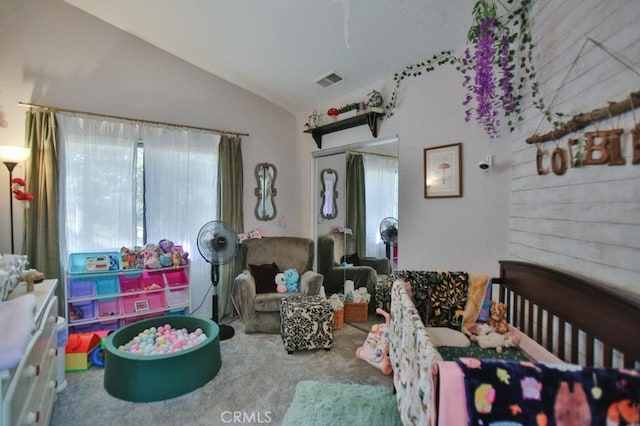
<box><xmin>119</xmin><ymin>272</ymin><xmax>142</xmax><ymax>293</ymax></box>
<box><xmin>97</xmin><ymin>298</ymin><xmax>121</xmax><ymax>318</ymax></box>
<box><xmin>140</xmin><ymin>272</ymin><xmax>166</xmax><ymax>291</ymax></box>
<box><xmin>121</xmin><ymin>292</ymin><xmax>167</xmax><ymax>315</ymax></box>
<box><xmin>165</xmin><ymin>269</ymin><xmax>188</xmax><ymax>287</ymax></box>
<box><xmin>123</xmin><ymin>312</ymin><xmax>164</xmax><ymax>326</ymax></box>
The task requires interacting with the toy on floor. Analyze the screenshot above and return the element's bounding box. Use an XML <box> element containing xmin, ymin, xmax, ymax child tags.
<box><xmin>355</xmin><ymin>308</ymin><xmax>392</xmax><ymax>375</ymax></box>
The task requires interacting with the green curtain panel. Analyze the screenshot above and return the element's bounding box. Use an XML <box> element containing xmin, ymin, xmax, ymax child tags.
<box><xmin>346</xmin><ymin>153</ymin><xmax>366</xmax><ymax>255</ymax></box>
<box><xmin>24</xmin><ymin>110</ymin><xmax>62</xmax><ymax>310</ymax></box>
<box><xmin>217</xmin><ymin>135</ymin><xmax>244</xmax><ymax>320</ymax></box>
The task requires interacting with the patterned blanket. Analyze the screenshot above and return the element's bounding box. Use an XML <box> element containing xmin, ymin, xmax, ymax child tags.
<box><xmin>395</xmin><ymin>270</ymin><xmax>469</xmax><ymax>329</ymax></box>
<box><xmin>455</xmin><ymin>358</ymin><xmax>640</xmax><ymax>425</ymax></box>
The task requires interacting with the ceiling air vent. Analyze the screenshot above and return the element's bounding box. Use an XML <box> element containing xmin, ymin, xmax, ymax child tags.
<box><xmin>315</xmin><ymin>72</ymin><xmax>344</xmax><ymax>88</ymax></box>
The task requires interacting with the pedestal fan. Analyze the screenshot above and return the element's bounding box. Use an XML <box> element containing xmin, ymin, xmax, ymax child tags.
<box><xmin>197</xmin><ymin>220</ymin><xmax>239</xmax><ymax>341</ymax></box>
<box><xmin>379</xmin><ymin>217</ymin><xmax>398</xmax><ymax>269</ymax></box>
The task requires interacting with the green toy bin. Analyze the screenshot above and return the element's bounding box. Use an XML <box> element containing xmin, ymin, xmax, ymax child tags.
<box><xmin>103</xmin><ymin>315</ymin><xmax>221</xmax><ymax>402</ymax></box>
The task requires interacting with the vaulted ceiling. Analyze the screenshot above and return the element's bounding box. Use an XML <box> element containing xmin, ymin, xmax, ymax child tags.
<box><xmin>63</xmin><ymin>0</ymin><xmax>473</xmax><ymax>114</ymax></box>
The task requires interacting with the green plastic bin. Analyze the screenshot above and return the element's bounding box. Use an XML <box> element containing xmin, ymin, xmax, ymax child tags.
<box><xmin>103</xmin><ymin>315</ymin><xmax>221</xmax><ymax>402</ymax></box>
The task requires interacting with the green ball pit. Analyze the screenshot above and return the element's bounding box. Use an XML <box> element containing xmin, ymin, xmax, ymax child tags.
<box><xmin>103</xmin><ymin>315</ymin><xmax>221</xmax><ymax>402</ymax></box>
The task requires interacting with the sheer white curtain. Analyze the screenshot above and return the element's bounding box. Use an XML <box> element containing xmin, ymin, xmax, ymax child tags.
<box><xmin>143</xmin><ymin>126</ymin><xmax>220</xmax><ymax>318</ymax></box>
<box><xmin>364</xmin><ymin>154</ymin><xmax>398</xmax><ymax>258</ymax></box>
<box><xmin>57</xmin><ymin>112</ymin><xmax>138</xmax><ymax>266</ymax></box>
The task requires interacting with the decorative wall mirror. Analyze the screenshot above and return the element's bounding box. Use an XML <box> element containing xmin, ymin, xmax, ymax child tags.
<box><xmin>254</xmin><ymin>163</ymin><xmax>277</xmax><ymax>221</ymax></box>
<box><xmin>320</xmin><ymin>168</ymin><xmax>338</xmax><ymax>219</ymax></box>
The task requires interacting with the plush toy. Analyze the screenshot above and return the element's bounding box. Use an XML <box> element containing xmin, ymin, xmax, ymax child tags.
<box><xmin>159</xmin><ymin>253</ymin><xmax>171</xmax><ymax>267</ymax></box>
<box><xmin>158</xmin><ymin>239</ymin><xmax>175</xmax><ymax>254</ymax></box>
<box><xmin>171</xmin><ymin>250</ymin><xmax>181</xmax><ymax>268</ymax></box>
<box><xmin>488</xmin><ymin>301</ymin><xmax>509</xmax><ymax>334</ymax></box>
<box><xmin>144</xmin><ymin>251</ymin><xmax>161</xmax><ymax>269</ymax></box>
<box><xmin>468</xmin><ymin>323</ymin><xmax>520</xmax><ymax>353</ymax></box>
<box><xmin>275</xmin><ymin>273</ymin><xmax>287</xmax><ymax>293</ymax></box>
<box><xmin>355</xmin><ymin>308</ymin><xmax>393</xmax><ymax>375</ymax></box>
<box><xmin>284</xmin><ymin>268</ymin><xmax>299</xmax><ymax>293</ymax></box>
<box><xmin>353</xmin><ymin>287</ymin><xmax>371</xmax><ymax>303</ymax></box>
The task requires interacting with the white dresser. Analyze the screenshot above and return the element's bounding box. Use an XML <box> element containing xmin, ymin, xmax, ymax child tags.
<box><xmin>0</xmin><ymin>280</ymin><xmax>59</xmax><ymax>426</ymax></box>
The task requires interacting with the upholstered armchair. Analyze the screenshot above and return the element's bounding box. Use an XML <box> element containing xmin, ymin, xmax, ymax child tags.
<box><xmin>317</xmin><ymin>232</ymin><xmax>391</xmax><ymax>313</ymax></box>
<box><xmin>231</xmin><ymin>236</ymin><xmax>324</xmax><ymax>333</ymax></box>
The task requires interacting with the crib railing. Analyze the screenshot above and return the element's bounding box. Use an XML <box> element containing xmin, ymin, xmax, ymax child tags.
<box><xmin>497</xmin><ymin>261</ymin><xmax>640</xmax><ymax>369</ymax></box>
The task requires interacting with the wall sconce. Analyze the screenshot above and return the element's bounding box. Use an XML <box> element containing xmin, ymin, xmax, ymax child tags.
<box><xmin>0</xmin><ymin>145</ymin><xmax>31</xmax><ymax>253</ymax></box>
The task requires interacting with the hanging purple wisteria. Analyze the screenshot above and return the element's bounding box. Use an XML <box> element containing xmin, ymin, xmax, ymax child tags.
<box><xmin>385</xmin><ymin>0</ymin><xmax>561</xmax><ymax>138</ymax></box>
<box><xmin>462</xmin><ymin>2</ymin><xmax>517</xmax><ymax>138</ymax></box>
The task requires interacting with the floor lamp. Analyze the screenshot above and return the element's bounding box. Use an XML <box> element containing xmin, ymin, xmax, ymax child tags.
<box><xmin>0</xmin><ymin>145</ymin><xmax>31</xmax><ymax>254</ymax></box>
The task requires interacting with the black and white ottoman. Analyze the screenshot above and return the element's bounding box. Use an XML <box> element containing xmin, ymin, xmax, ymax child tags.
<box><xmin>280</xmin><ymin>295</ymin><xmax>333</xmax><ymax>354</ymax></box>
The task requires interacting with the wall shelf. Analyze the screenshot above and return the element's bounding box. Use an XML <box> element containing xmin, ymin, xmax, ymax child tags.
<box><xmin>304</xmin><ymin>111</ymin><xmax>384</xmax><ymax>149</ymax></box>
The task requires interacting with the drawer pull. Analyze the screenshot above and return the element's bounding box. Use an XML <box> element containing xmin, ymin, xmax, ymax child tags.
<box><xmin>24</xmin><ymin>365</ymin><xmax>36</xmax><ymax>377</ymax></box>
<box><xmin>24</xmin><ymin>410</ymin><xmax>40</xmax><ymax>424</ymax></box>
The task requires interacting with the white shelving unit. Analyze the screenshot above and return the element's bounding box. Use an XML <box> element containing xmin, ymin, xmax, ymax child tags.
<box><xmin>64</xmin><ymin>251</ymin><xmax>190</xmax><ymax>334</ymax></box>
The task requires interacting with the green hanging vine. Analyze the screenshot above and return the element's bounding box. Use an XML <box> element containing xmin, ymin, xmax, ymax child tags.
<box><xmin>384</xmin><ymin>0</ymin><xmax>566</xmax><ymax>137</ymax></box>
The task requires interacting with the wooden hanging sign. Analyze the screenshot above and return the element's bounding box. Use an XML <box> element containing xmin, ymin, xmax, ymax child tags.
<box><xmin>526</xmin><ymin>90</ymin><xmax>640</xmax><ymax>145</ymax></box>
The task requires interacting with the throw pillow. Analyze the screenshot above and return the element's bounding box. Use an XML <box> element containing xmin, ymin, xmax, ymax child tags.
<box><xmin>340</xmin><ymin>253</ymin><xmax>362</xmax><ymax>266</ymax></box>
<box><xmin>425</xmin><ymin>327</ymin><xmax>471</xmax><ymax>347</ymax></box>
<box><xmin>249</xmin><ymin>262</ymin><xmax>279</xmax><ymax>294</ymax></box>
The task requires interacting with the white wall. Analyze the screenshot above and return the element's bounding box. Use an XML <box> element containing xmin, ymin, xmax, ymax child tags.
<box><xmin>508</xmin><ymin>0</ymin><xmax>640</xmax><ymax>294</ymax></box>
<box><xmin>0</xmin><ymin>0</ymin><xmax>303</xmax><ymax>256</ymax></box>
<box><xmin>296</xmin><ymin>71</ymin><xmax>511</xmax><ymax>277</ymax></box>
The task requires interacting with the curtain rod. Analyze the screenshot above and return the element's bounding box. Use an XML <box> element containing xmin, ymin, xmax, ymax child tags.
<box><xmin>18</xmin><ymin>101</ymin><xmax>249</xmax><ymax>137</ymax></box>
<box><xmin>348</xmin><ymin>151</ymin><xmax>398</xmax><ymax>159</ymax></box>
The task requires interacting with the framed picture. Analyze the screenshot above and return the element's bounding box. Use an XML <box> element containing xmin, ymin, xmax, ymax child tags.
<box><xmin>424</xmin><ymin>143</ymin><xmax>462</xmax><ymax>198</ymax></box>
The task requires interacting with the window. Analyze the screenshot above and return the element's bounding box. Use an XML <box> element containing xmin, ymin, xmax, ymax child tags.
<box><xmin>363</xmin><ymin>154</ymin><xmax>398</xmax><ymax>259</ymax></box>
<box><xmin>57</xmin><ymin>113</ymin><xmax>220</xmax><ymax>312</ymax></box>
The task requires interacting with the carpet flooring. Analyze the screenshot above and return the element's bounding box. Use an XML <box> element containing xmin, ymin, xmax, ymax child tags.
<box><xmin>50</xmin><ymin>315</ymin><xmax>395</xmax><ymax>426</ymax></box>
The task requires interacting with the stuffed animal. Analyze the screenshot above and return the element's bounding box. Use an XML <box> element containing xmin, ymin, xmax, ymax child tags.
<box><xmin>275</xmin><ymin>273</ymin><xmax>287</xmax><ymax>293</ymax></box>
<box><xmin>159</xmin><ymin>253</ymin><xmax>171</xmax><ymax>267</ymax></box>
<box><xmin>488</xmin><ymin>301</ymin><xmax>509</xmax><ymax>334</ymax></box>
<box><xmin>158</xmin><ymin>239</ymin><xmax>175</xmax><ymax>254</ymax></box>
<box><xmin>469</xmin><ymin>323</ymin><xmax>520</xmax><ymax>353</ymax></box>
<box><xmin>144</xmin><ymin>251</ymin><xmax>161</xmax><ymax>269</ymax></box>
<box><xmin>353</xmin><ymin>287</ymin><xmax>371</xmax><ymax>303</ymax></box>
<box><xmin>355</xmin><ymin>308</ymin><xmax>392</xmax><ymax>375</ymax></box>
<box><xmin>284</xmin><ymin>268</ymin><xmax>299</xmax><ymax>293</ymax></box>
<box><xmin>171</xmin><ymin>250</ymin><xmax>181</xmax><ymax>268</ymax></box>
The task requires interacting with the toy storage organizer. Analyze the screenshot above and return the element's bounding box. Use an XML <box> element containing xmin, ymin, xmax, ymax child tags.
<box><xmin>65</xmin><ymin>251</ymin><xmax>190</xmax><ymax>334</ymax></box>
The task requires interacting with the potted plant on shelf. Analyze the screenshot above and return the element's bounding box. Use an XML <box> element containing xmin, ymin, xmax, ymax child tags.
<box><xmin>337</xmin><ymin>102</ymin><xmax>360</xmax><ymax>119</ymax></box>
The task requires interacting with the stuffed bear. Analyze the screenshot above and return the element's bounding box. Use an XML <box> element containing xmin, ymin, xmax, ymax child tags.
<box><xmin>275</xmin><ymin>272</ymin><xmax>287</xmax><ymax>293</ymax></box>
<box><xmin>284</xmin><ymin>268</ymin><xmax>299</xmax><ymax>293</ymax></box>
<box><xmin>488</xmin><ymin>301</ymin><xmax>509</xmax><ymax>334</ymax></box>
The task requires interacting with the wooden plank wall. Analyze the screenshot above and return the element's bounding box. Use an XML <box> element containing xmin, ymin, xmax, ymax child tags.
<box><xmin>508</xmin><ymin>0</ymin><xmax>640</xmax><ymax>294</ymax></box>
